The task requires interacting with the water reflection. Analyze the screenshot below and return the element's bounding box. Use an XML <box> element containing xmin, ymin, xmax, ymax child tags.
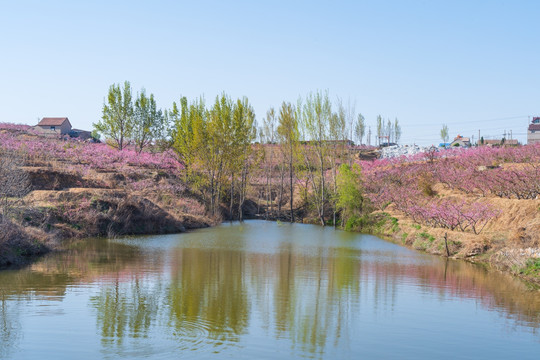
<box><xmin>168</xmin><ymin>247</ymin><xmax>249</xmax><ymax>343</ymax></box>
<box><xmin>1</xmin><ymin>221</ymin><xmax>539</xmax><ymax>359</ymax></box>
<box><xmin>0</xmin><ymin>295</ymin><xmax>21</xmax><ymax>359</ymax></box>
<box><xmin>91</xmin><ymin>279</ymin><xmax>162</xmax><ymax>345</ymax></box>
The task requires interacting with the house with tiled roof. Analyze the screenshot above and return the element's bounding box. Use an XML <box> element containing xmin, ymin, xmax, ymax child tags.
<box><xmin>35</xmin><ymin>117</ymin><xmax>72</xmax><ymax>135</ymax></box>
<box><xmin>528</xmin><ymin>117</ymin><xmax>540</xmax><ymax>145</ymax></box>
<box><xmin>450</xmin><ymin>135</ymin><xmax>471</xmax><ymax>147</ymax></box>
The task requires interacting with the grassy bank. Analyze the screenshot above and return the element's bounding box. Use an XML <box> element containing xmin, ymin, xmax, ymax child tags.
<box><xmin>338</xmin><ymin>145</ymin><xmax>540</xmax><ymax>285</ymax></box>
<box><xmin>277</xmin><ymin>145</ymin><xmax>540</xmax><ymax>285</ymax></box>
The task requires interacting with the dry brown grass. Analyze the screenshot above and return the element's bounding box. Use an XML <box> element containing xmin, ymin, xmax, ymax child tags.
<box><xmin>0</xmin><ymin>219</ymin><xmax>49</xmax><ymax>267</ymax></box>
<box><xmin>509</xmin><ymin>218</ymin><xmax>540</xmax><ymax>248</ymax></box>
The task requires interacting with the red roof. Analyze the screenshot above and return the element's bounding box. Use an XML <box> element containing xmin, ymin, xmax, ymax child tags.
<box><xmin>37</xmin><ymin>117</ymin><xmax>69</xmax><ymax>126</ymax></box>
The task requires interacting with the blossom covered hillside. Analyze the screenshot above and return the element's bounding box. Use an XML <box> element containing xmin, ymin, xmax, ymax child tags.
<box><xmin>0</xmin><ymin>124</ymin><xmax>210</xmax><ymax>267</ymax></box>
<box><xmin>360</xmin><ymin>144</ymin><xmax>540</xmax><ymax>278</ymax></box>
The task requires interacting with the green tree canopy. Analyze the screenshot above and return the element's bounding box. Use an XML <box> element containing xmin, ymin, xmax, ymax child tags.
<box><xmin>133</xmin><ymin>89</ymin><xmax>163</xmax><ymax>154</ymax></box>
<box><xmin>94</xmin><ymin>81</ymin><xmax>134</xmax><ymax>150</ymax></box>
<box><xmin>336</xmin><ymin>163</ymin><xmax>363</xmax><ymax>228</ymax></box>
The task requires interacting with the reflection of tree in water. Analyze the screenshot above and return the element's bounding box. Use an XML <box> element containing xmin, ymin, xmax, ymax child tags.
<box><xmin>168</xmin><ymin>247</ymin><xmax>249</xmax><ymax>342</ymax></box>
<box><xmin>250</xmin><ymin>241</ymin><xmax>540</xmax><ymax>356</ymax></box>
<box><xmin>285</xmin><ymin>246</ymin><xmax>361</xmax><ymax>355</ymax></box>
<box><xmin>0</xmin><ymin>237</ymin><xmax>149</xmax><ymax>356</ymax></box>
<box><xmin>91</xmin><ymin>278</ymin><xmax>162</xmax><ymax>346</ymax></box>
<box><xmin>248</xmin><ymin>243</ymin><xmax>362</xmax><ymax>356</ymax></box>
<box><xmin>0</xmin><ymin>292</ymin><xmax>22</xmax><ymax>359</ymax></box>
<box><xmin>1</xmin><ymin>238</ymin><xmax>145</xmax><ymax>294</ymax></box>
<box><xmin>89</xmin><ymin>246</ymin><xmax>250</xmax><ymax>351</ymax></box>
<box><xmin>2</xmin><ymin>225</ymin><xmax>540</xmax><ymax>358</ymax></box>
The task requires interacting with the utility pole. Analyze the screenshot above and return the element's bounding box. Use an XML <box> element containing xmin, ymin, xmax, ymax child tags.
<box><xmin>478</xmin><ymin>129</ymin><xmax>481</xmax><ymax>143</ymax></box>
<box><xmin>367</xmin><ymin>126</ymin><xmax>371</xmax><ymax>146</ymax></box>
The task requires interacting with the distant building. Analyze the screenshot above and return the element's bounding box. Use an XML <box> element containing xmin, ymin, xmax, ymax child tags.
<box><xmin>528</xmin><ymin>117</ymin><xmax>540</xmax><ymax>145</ymax></box>
<box><xmin>35</xmin><ymin>117</ymin><xmax>72</xmax><ymax>135</ymax></box>
<box><xmin>69</xmin><ymin>128</ymin><xmax>93</xmax><ymax>140</ymax></box>
<box><xmin>450</xmin><ymin>135</ymin><xmax>471</xmax><ymax>147</ymax></box>
<box><xmin>484</xmin><ymin>139</ymin><xmax>519</xmax><ymax>146</ymax></box>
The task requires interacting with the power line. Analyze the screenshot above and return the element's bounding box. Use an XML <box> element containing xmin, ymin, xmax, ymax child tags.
<box><xmin>401</xmin><ymin>115</ymin><xmax>528</xmax><ymax>128</ymax></box>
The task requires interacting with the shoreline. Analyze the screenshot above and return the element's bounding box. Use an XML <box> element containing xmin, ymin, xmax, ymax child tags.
<box><xmin>2</xmin><ymin>214</ymin><xmax>540</xmax><ymax>289</ymax></box>
<box><xmin>259</xmin><ymin>211</ymin><xmax>540</xmax><ymax>288</ymax></box>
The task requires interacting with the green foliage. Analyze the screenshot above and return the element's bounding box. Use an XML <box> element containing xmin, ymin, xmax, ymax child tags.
<box><xmin>401</xmin><ymin>232</ymin><xmax>408</xmax><ymax>243</ymax></box>
<box><xmin>343</xmin><ymin>213</ymin><xmax>389</xmax><ymax>234</ymax></box>
<box><xmin>336</xmin><ymin>164</ymin><xmax>363</xmax><ymax>227</ymax></box>
<box><xmin>394</xmin><ymin>118</ymin><xmax>401</xmax><ymax>144</ymax></box>
<box><xmin>300</xmin><ymin>90</ymin><xmax>332</xmax><ymax>225</ymax></box>
<box><xmin>520</xmin><ymin>258</ymin><xmax>540</xmax><ymax>277</ymax></box>
<box><xmin>93</xmin><ymin>81</ymin><xmax>134</xmax><ymax>150</ymax></box>
<box><xmin>440</xmin><ymin>124</ymin><xmax>449</xmax><ymax>144</ymax></box>
<box><xmin>413</xmin><ymin>231</ymin><xmax>435</xmax><ymax>250</ymax></box>
<box><xmin>344</xmin><ymin>214</ymin><xmax>368</xmax><ymax>232</ymax></box>
<box><xmin>419</xmin><ymin>231</ymin><xmax>435</xmax><ymax>243</ymax></box>
<box><xmin>170</xmin><ymin>93</ymin><xmax>257</xmax><ymax>217</ymax></box>
<box><xmin>94</xmin><ymin>81</ymin><xmax>168</xmax><ymax>153</ymax></box>
<box><xmin>277</xmin><ymin>101</ymin><xmax>300</xmax><ymax>222</ymax></box>
<box><xmin>91</xmin><ymin>129</ymin><xmax>101</xmax><ymax>141</ymax></box>
<box><xmin>133</xmin><ymin>89</ymin><xmax>164</xmax><ymax>154</ymax></box>
<box><xmin>376</xmin><ymin>115</ymin><xmax>382</xmax><ymax>145</ymax></box>
<box><xmin>354</xmin><ymin>114</ymin><xmax>365</xmax><ymax>145</ymax></box>
<box><xmin>390</xmin><ymin>217</ymin><xmax>399</xmax><ymax>233</ymax></box>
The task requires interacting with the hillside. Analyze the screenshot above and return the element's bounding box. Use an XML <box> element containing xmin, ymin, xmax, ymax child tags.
<box><xmin>0</xmin><ymin>126</ymin><xmax>213</xmax><ymax>267</ymax></box>
<box><xmin>359</xmin><ymin>145</ymin><xmax>540</xmax><ymax>282</ymax></box>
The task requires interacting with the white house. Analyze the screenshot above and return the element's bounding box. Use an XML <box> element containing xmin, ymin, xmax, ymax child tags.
<box><xmin>528</xmin><ymin>117</ymin><xmax>540</xmax><ymax>145</ymax></box>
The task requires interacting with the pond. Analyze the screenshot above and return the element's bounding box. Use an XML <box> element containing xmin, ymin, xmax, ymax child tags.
<box><xmin>0</xmin><ymin>220</ymin><xmax>539</xmax><ymax>359</ymax></box>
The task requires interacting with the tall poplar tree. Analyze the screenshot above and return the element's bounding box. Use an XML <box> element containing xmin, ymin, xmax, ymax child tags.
<box><xmin>329</xmin><ymin>101</ymin><xmax>347</xmax><ymax>226</ymax></box>
<box><xmin>394</xmin><ymin>118</ymin><xmax>401</xmax><ymax>144</ymax></box>
<box><xmin>354</xmin><ymin>114</ymin><xmax>365</xmax><ymax>145</ymax></box>
<box><xmin>277</xmin><ymin>101</ymin><xmax>299</xmax><ymax>222</ymax></box>
<box><xmin>261</xmin><ymin>107</ymin><xmax>277</xmax><ymax>217</ymax></box>
<box><xmin>376</xmin><ymin>115</ymin><xmax>383</xmax><ymax>146</ymax></box>
<box><xmin>94</xmin><ymin>81</ymin><xmax>134</xmax><ymax>150</ymax></box>
<box><xmin>440</xmin><ymin>124</ymin><xmax>449</xmax><ymax>144</ymax></box>
<box><xmin>133</xmin><ymin>89</ymin><xmax>163</xmax><ymax>154</ymax></box>
<box><xmin>301</xmin><ymin>90</ymin><xmax>331</xmax><ymax>226</ymax></box>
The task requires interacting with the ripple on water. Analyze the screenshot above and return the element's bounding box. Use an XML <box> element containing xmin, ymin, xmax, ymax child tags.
<box><xmin>169</xmin><ymin>317</ymin><xmax>237</xmax><ymax>355</ymax></box>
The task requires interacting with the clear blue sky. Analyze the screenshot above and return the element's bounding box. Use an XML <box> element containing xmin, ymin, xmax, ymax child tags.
<box><xmin>1</xmin><ymin>0</ymin><xmax>538</xmax><ymax>145</ymax></box>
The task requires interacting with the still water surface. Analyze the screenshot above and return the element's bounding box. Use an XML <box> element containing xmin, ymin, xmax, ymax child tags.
<box><xmin>1</xmin><ymin>221</ymin><xmax>539</xmax><ymax>359</ymax></box>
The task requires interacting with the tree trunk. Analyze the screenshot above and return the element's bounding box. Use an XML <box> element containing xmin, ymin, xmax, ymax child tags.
<box><xmin>278</xmin><ymin>163</ymin><xmax>284</xmax><ymax>219</ymax></box>
<box><xmin>320</xmin><ymin>153</ymin><xmax>325</xmax><ymax>226</ymax></box>
<box><xmin>289</xmin><ymin>158</ymin><xmax>294</xmax><ymax>222</ymax></box>
<box><xmin>229</xmin><ymin>176</ymin><xmax>234</xmax><ymax>221</ymax></box>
